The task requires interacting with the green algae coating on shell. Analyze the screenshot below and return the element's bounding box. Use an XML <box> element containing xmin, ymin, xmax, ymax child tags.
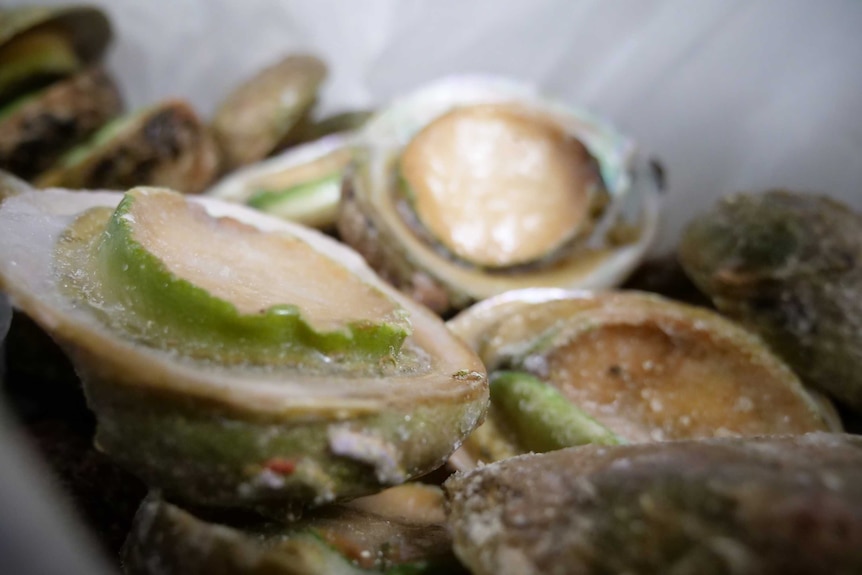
<box><xmin>445</xmin><ymin>433</ymin><xmax>862</xmax><ymax>575</ymax></box>
<box><xmin>338</xmin><ymin>76</ymin><xmax>660</xmax><ymax>315</ymax></box>
<box><xmin>207</xmin><ymin>134</ymin><xmax>353</xmax><ymax>229</ymax></box>
<box><xmin>0</xmin><ymin>66</ymin><xmax>122</xmax><ymax>180</ymax></box>
<box><xmin>0</xmin><ymin>188</ymin><xmax>488</xmax><ymax>517</ymax></box>
<box><xmin>447</xmin><ymin>288</ymin><xmax>833</xmax><ymax>470</ymax></box>
<box><xmin>36</xmin><ymin>99</ymin><xmax>220</xmax><ymax>194</ymax></box>
<box><xmin>679</xmin><ymin>190</ymin><xmax>862</xmax><ymax>414</ymax></box>
<box><xmin>123</xmin><ymin>485</ymin><xmax>467</xmax><ymax>574</ymax></box>
<box><xmin>0</xmin><ymin>5</ymin><xmax>112</xmax><ymax>104</ymax></box>
<box><xmin>212</xmin><ymin>54</ymin><xmax>327</xmax><ymax>171</ymax></box>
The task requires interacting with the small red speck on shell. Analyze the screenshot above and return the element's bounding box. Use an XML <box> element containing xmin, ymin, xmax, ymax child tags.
<box><xmin>263</xmin><ymin>458</ymin><xmax>296</xmax><ymax>475</ymax></box>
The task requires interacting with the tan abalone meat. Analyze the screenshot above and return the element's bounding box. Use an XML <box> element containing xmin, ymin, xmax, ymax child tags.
<box><xmin>339</xmin><ymin>76</ymin><xmax>661</xmax><ymax>314</ymax></box>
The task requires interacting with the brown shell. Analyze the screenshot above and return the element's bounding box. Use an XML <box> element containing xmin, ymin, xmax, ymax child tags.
<box><xmin>212</xmin><ymin>54</ymin><xmax>327</xmax><ymax>171</ymax></box>
<box><xmin>0</xmin><ymin>66</ymin><xmax>122</xmax><ymax>180</ymax></box>
<box><xmin>36</xmin><ymin>100</ymin><xmax>220</xmax><ymax>194</ymax></box>
<box><xmin>446</xmin><ymin>433</ymin><xmax>862</xmax><ymax>575</ymax></box>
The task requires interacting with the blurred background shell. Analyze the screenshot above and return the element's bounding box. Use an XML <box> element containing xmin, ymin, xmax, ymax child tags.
<box><xmin>5</xmin><ymin>0</ymin><xmax>861</xmax><ymax>252</ymax></box>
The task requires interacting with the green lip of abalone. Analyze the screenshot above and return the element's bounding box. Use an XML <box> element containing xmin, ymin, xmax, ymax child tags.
<box><xmin>490</xmin><ymin>371</ymin><xmax>623</xmax><ymax>452</ymax></box>
<box><xmin>52</xmin><ymin>106</ymin><xmax>135</xmax><ymax>170</ymax></box>
<box><xmin>90</xmin><ymin>188</ymin><xmax>411</xmax><ymax>364</ymax></box>
<box><xmin>246</xmin><ymin>172</ymin><xmax>343</xmax><ymax>224</ymax></box>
